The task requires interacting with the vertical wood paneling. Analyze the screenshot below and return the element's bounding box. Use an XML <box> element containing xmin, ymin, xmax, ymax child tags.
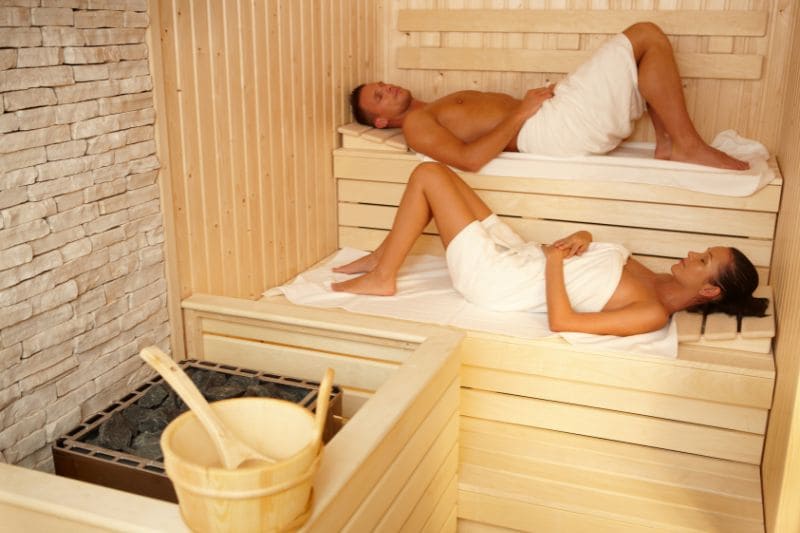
<box><xmin>153</xmin><ymin>0</ymin><xmax>374</xmax><ymax>299</ymax></box>
<box><xmin>763</xmin><ymin>2</ymin><xmax>800</xmax><ymax>531</ymax></box>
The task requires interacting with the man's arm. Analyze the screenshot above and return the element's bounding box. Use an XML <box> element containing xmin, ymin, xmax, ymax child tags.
<box><xmin>404</xmin><ymin>86</ymin><xmax>554</xmax><ymax>172</ymax></box>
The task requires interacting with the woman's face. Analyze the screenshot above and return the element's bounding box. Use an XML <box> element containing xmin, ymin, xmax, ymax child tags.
<box><xmin>672</xmin><ymin>246</ymin><xmax>733</xmax><ymax>298</ymax></box>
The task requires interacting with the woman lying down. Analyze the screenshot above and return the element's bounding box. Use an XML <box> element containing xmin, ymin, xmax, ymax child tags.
<box><xmin>333</xmin><ymin>162</ymin><xmax>767</xmax><ymax>336</ymax></box>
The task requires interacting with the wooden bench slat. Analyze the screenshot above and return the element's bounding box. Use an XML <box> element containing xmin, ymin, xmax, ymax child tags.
<box><xmin>338</xmin><ymin>204</ymin><xmax>774</xmax><ymax>267</ymax></box>
<box><xmin>398</xmin><ymin>48</ymin><xmax>763</xmax><ymax>80</ymax></box>
<box><xmin>461</xmin><ymin>365</ymin><xmax>767</xmax><ymax>434</ymax></box>
<box><xmin>458</xmin><ymin>463</ymin><xmax>764</xmax><ymax>531</ymax></box>
<box><xmin>704</xmin><ymin>313</ymin><xmax>739</xmax><ymax>341</ymax></box>
<box><xmin>741</xmin><ymin>286</ymin><xmax>776</xmax><ymax>339</ymax></box>
<box><xmin>342</xmin><ymin>136</ymin><xmax>407</xmax><ymax>151</ymax></box>
<box><xmin>675</xmin><ymin>310</ymin><xmax>704</xmax><ymax>342</ymax></box>
<box><xmin>458</xmin><ymin>490</ymin><xmax>648</xmax><ymax>533</ymax></box>
<box><xmin>460</xmin><ymin>447</ymin><xmax>763</xmax><ymax>520</ymax></box>
<box><xmin>384</xmin><ymin>133</ymin><xmax>407</xmax><ymax>150</ymax></box>
<box><xmin>397</xmin><ymin>9</ymin><xmax>768</xmax><ymax>37</ymax></box>
<box><xmin>461</xmin><ymin>389</ymin><xmax>764</xmax><ymax>463</ymax></box>
<box><xmin>460</xmin><ymin>336</ymin><xmax>774</xmax><ymax>405</ymax></box>
<box><xmin>338</xmin><ymin>179</ymin><xmax>777</xmax><ymax>239</ymax></box>
<box><xmin>334</xmin><ymin>150</ymin><xmax>783</xmax><ymax>211</ymax></box>
<box><xmin>362</xmin><ymin>127</ymin><xmax>404</xmax><ymax>143</ymax></box>
<box><xmin>338</xmin><ymin>123</ymin><xmax>373</xmax><ymax>137</ymax></box>
<box><xmin>461</xmin><ymin>419</ymin><xmax>761</xmax><ymax>490</ymax></box>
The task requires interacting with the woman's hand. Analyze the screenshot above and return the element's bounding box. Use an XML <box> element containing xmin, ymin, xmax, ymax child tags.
<box><xmin>552</xmin><ymin>230</ymin><xmax>592</xmax><ymax>258</ymax></box>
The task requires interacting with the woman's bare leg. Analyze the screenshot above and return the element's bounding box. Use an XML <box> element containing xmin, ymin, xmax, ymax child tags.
<box><xmin>333</xmin><ymin>164</ymin><xmax>492</xmax><ymax>275</ymax></box>
<box><xmin>624</xmin><ymin>22</ymin><xmax>748</xmax><ymax>170</ymax></box>
<box><xmin>332</xmin><ymin>163</ymin><xmax>490</xmax><ymax>295</ymax></box>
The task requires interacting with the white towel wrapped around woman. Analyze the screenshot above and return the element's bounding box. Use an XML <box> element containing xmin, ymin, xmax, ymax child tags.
<box><xmin>516</xmin><ymin>33</ymin><xmax>646</xmax><ymax>156</ymax></box>
<box><xmin>446</xmin><ymin>214</ymin><xmax>630</xmax><ymax>313</ymax></box>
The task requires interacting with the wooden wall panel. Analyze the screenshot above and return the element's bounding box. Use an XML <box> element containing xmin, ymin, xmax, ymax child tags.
<box><xmin>763</xmin><ymin>2</ymin><xmax>800</xmax><ymax>532</ymax></box>
<box><xmin>377</xmin><ymin>0</ymin><xmax>793</xmax><ymax>151</ymax></box>
<box><xmin>152</xmin><ymin>0</ymin><xmax>376</xmax><ymax>300</ymax></box>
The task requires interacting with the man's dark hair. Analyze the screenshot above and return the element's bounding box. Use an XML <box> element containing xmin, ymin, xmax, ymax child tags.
<box><xmin>350</xmin><ymin>84</ymin><xmax>372</xmax><ymax>126</ymax></box>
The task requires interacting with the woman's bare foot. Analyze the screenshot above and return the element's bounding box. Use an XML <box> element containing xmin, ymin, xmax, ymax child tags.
<box><xmin>331</xmin><ymin>271</ymin><xmax>396</xmax><ymax>296</ymax></box>
<box><xmin>332</xmin><ymin>252</ymin><xmax>380</xmax><ymax>274</ymax></box>
<box><xmin>670</xmin><ymin>141</ymin><xmax>750</xmax><ymax>170</ymax></box>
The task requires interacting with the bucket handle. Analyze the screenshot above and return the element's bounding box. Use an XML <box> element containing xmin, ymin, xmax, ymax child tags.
<box><xmin>170</xmin><ymin>453</ymin><xmax>322</xmax><ymax>499</ymax></box>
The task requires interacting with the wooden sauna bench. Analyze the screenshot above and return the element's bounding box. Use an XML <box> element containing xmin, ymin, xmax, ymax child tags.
<box><xmin>326</xmin><ymin>136</ymin><xmax>781</xmax><ymax>531</ymax></box>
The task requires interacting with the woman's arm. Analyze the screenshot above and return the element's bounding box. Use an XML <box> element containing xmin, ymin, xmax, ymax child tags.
<box><xmin>543</xmin><ymin>245</ymin><xmax>668</xmax><ymax>336</ymax></box>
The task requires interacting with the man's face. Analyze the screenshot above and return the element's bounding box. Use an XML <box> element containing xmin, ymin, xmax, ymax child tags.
<box><xmin>359</xmin><ymin>82</ymin><xmax>412</xmax><ymax>126</ymax></box>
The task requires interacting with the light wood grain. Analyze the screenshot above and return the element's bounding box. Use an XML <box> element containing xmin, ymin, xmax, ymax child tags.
<box><xmin>342</xmin><ymin>396</ymin><xmax>458</xmax><ymax>532</ymax></box>
<box><xmin>398</xmin><ymin>47</ymin><xmax>763</xmax><ymax>80</ymax></box>
<box><xmin>397</xmin><ymin>9</ymin><xmax>769</xmax><ymax>36</ymax></box>
<box><xmin>154</xmin><ymin>0</ymin><xmax>375</xmax><ymax>298</ymax></box>
<box><xmin>461</xmin><ymin>388</ymin><xmax>763</xmax><ymax>463</ymax></box>
<box><xmin>461</xmin><ymin>365</ymin><xmax>767</xmax><ymax>433</ymax></box>
<box><xmin>334</xmin><ymin>150</ymin><xmax>783</xmax><ymax>210</ymax></box>
<box><xmin>763</xmin><ymin>3</ymin><xmax>800</xmax><ymax>531</ymax></box>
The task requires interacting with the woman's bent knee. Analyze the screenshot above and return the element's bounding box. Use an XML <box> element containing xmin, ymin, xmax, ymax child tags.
<box><xmin>410</xmin><ymin>162</ymin><xmax>451</xmax><ymax>186</ymax></box>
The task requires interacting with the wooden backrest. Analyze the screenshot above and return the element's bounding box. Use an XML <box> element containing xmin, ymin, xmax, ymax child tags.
<box><xmin>396</xmin><ymin>9</ymin><xmax>768</xmax><ymax>80</ymax></box>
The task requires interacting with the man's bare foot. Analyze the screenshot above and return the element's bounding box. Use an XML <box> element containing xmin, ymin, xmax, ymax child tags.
<box><xmin>331</xmin><ymin>271</ymin><xmax>396</xmax><ymax>296</ymax></box>
<box><xmin>670</xmin><ymin>142</ymin><xmax>750</xmax><ymax>170</ymax></box>
<box><xmin>333</xmin><ymin>252</ymin><xmax>379</xmax><ymax>274</ymax></box>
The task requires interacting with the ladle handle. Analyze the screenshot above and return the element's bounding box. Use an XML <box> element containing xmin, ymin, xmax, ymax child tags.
<box><xmin>315</xmin><ymin>368</ymin><xmax>335</xmax><ymax>440</ymax></box>
<box><xmin>139</xmin><ymin>346</ymin><xmax>240</xmax><ymax>469</ymax></box>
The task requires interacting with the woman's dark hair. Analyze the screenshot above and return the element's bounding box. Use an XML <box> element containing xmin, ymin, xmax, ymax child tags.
<box><xmin>692</xmin><ymin>247</ymin><xmax>769</xmax><ymax>317</ymax></box>
<box><xmin>350</xmin><ymin>84</ymin><xmax>372</xmax><ymax>126</ymax></box>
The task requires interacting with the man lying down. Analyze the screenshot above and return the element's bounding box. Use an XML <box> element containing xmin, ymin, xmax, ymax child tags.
<box><xmin>350</xmin><ymin>22</ymin><xmax>750</xmax><ymax>172</ymax></box>
<box><xmin>332</xmin><ymin>163</ymin><xmax>767</xmax><ymax>337</ymax></box>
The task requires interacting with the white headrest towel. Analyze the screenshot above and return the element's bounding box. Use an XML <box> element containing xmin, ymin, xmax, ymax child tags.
<box><xmin>418</xmin><ymin>130</ymin><xmax>774</xmax><ymax>197</ymax></box>
<box><xmin>264</xmin><ymin>248</ymin><xmax>678</xmax><ymax>358</ymax></box>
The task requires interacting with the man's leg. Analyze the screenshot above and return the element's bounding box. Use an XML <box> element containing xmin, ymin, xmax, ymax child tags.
<box><xmin>334</xmin><ymin>164</ymin><xmax>491</xmax><ymax>274</ymax></box>
<box><xmin>624</xmin><ymin>22</ymin><xmax>748</xmax><ymax>170</ymax></box>
<box><xmin>332</xmin><ymin>163</ymin><xmax>486</xmax><ymax>295</ymax></box>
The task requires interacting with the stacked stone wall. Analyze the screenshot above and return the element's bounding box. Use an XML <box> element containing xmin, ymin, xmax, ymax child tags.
<box><xmin>0</xmin><ymin>0</ymin><xmax>169</xmax><ymax>471</ymax></box>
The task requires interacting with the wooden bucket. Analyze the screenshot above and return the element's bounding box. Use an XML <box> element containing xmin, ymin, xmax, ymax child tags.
<box><xmin>161</xmin><ymin>397</ymin><xmax>320</xmax><ymax>532</ymax></box>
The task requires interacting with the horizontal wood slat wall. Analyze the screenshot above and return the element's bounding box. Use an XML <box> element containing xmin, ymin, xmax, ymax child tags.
<box><xmin>396</xmin><ymin>48</ymin><xmax>763</xmax><ymax>80</ymax></box>
<box><xmin>333</xmin><ymin>153</ymin><xmax>780</xmax><ymax>272</ymax></box>
<box><xmin>397</xmin><ymin>9</ymin><xmax>769</xmax><ymax>36</ymax></box>
<box><xmin>153</xmin><ymin>0</ymin><xmax>376</xmax><ymax>300</ymax></box>
<box><xmin>378</xmin><ymin>1</ymin><xmax>788</xmax><ymax>151</ymax></box>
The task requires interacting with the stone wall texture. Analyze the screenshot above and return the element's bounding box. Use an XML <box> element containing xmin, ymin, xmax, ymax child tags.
<box><xmin>0</xmin><ymin>0</ymin><xmax>169</xmax><ymax>471</ymax></box>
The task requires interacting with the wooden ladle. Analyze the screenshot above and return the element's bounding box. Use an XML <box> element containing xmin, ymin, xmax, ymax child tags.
<box><xmin>138</xmin><ymin>346</ymin><xmax>275</xmax><ymax>469</ymax></box>
<box><xmin>314</xmin><ymin>368</ymin><xmax>335</xmax><ymax>441</ymax></box>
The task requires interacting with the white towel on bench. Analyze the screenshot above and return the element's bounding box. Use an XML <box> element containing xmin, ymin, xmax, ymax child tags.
<box><xmin>264</xmin><ymin>248</ymin><xmax>678</xmax><ymax>358</ymax></box>
<box><xmin>419</xmin><ymin>130</ymin><xmax>774</xmax><ymax>197</ymax></box>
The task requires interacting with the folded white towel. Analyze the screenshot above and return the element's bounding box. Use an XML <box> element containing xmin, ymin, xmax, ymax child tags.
<box><xmin>264</xmin><ymin>248</ymin><xmax>678</xmax><ymax>358</ymax></box>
